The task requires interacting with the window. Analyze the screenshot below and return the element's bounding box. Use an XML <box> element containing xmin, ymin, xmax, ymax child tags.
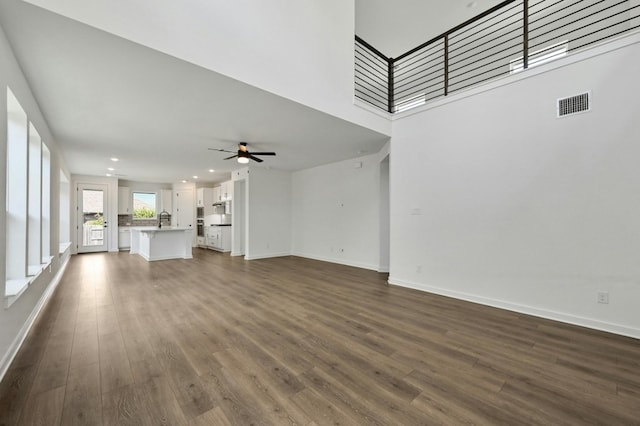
<box><xmin>510</xmin><ymin>41</ymin><xmax>568</xmax><ymax>74</ymax></box>
<box><xmin>395</xmin><ymin>93</ymin><xmax>427</xmax><ymax>113</ymax></box>
<box><xmin>132</xmin><ymin>192</ymin><xmax>157</xmax><ymax>219</ymax></box>
<box><xmin>27</xmin><ymin>123</ymin><xmax>41</xmax><ymax>275</ymax></box>
<box><xmin>41</xmin><ymin>143</ymin><xmax>51</xmax><ymax>262</ymax></box>
<box><xmin>5</xmin><ymin>87</ymin><xmax>53</xmax><ymax>306</ymax></box>
<box><xmin>5</xmin><ymin>87</ymin><xmax>28</xmax><ymax>298</ymax></box>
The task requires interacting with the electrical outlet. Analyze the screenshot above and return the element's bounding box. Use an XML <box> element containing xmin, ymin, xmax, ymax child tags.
<box><xmin>597</xmin><ymin>291</ymin><xmax>609</xmax><ymax>304</ymax></box>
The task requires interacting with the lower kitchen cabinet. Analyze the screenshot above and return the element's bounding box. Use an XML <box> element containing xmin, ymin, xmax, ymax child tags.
<box><xmin>204</xmin><ymin>226</ymin><xmax>231</xmax><ymax>252</ymax></box>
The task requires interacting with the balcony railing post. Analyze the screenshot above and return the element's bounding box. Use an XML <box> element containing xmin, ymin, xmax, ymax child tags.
<box><xmin>388</xmin><ymin>58</ymin><xmax>394</xmax><ymax>113</ymax></box>
<box><xmin>444</xmin><ymin>35</ymin><xmax>449</xmax><ymax>96</ymax></box>
<box><xmin>523</xmin><ymin>0</ymin><xmax>529</xmax><ymax>69</ymax></box>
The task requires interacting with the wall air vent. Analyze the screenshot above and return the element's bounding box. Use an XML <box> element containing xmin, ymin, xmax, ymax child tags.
<box><xmin>557</xmin><ymin>91</ymin><xmax>591</xmax><ymax>117</ymax></box>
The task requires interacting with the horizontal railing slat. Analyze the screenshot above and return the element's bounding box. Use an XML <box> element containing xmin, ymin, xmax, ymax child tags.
<box><xmin>355</xmin><ymin>0</ymin><xmax>638</xmax><ymax>114</ymax></box>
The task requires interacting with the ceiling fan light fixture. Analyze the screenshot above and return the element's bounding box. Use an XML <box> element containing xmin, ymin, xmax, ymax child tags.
<box><xmin>237</xmin><ymin>149</ymin><xmax>250</xmax><ymax>164</ymax></box>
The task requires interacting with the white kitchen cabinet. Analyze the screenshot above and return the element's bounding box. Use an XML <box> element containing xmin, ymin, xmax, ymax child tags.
<box><xmin>220</xmin><ymin>180</ymin><xmax>233</xmax><ymax>201</ymax></box>
<box><xmin>196</xmin><ymin>236</ymin><xmax>206</xmax><ymax>247</ymax></box>
<box><xmin>160</xmin><ymin>189</ymin><xmax>172</xmax><ymax>213</ymax></box>
<box><xmin>212</xmin><ymin>186</ymin><xmax>221</xmax><ymax>203</ymax></box>
<box><xmin>196</xmin><ymin>188</ymin><xmax>213</xmax><ymax>207</ymax></box>
<box><xmin>118</xmin><ymin>228</ymin><xmax>131</xmax><ymax>249</ymax></box>
<box><xmin>197</xmin><ymin>188</ymin><xmax>214</xmax><ymax>215</ymax></box>
<box><xmin>205</xmin><ymin>226</ymin><xmax>231</xmax><ymax>252</ymax></box>
<box><xmin>118</xmin><ymin>187</ymin><xmax>131</xmax><ymax>214</ymax></box>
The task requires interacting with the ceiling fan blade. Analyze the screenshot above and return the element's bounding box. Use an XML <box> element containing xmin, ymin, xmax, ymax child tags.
<box><xmin>208</xmin><ymin>148</ymin><xmax>235</xmax><ymax>153</ymax></box>
<box><xmin>223</xmin><ymin>155</ymin><xmax>238</xmax><ymax>160</ymax></box>
<box><xmin>249</xmin><ymin>154</ymin><xmax>264</xmax><ymax>163</ymax></box>
<box><xmin>249</xmin><ymin>152</ymin><xmax>276</xmax><ymax>156</ymax></box>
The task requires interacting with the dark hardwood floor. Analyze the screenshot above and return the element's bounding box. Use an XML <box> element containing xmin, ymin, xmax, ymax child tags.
<box><xmin>1</xmin><ymin>249</ymin><xmax>639</xmax><ymax>425</ymax></box>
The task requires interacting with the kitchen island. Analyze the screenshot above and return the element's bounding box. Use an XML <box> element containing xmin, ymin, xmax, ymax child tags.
<box><xmin>130</xmin><ymin>227</ymin><xmax>193</xmax><ymax>261</ymax></box>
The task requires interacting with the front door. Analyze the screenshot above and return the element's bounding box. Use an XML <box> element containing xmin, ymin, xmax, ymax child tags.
<box><xmin>77</xmin><ymin>183</ymin><xmax>109</xmax><ymax>253</ymax></box>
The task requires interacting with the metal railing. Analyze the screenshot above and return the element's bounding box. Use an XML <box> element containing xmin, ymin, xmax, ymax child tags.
<box><xmin>355</xmin><ymin>0</ymin><xmax>640</xmax><ymax>113</ymax></box>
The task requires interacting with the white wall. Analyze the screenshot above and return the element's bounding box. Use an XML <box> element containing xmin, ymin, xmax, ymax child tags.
<box><xmin>0</xmin><ymin>22</ymin><xmax>70</xmax><ymax>380</ymax></box>
<box><xmin>291</xmin><ymin>153</ymin><xmax>382</xmax><ymax>271</ymax></box>
<box><xmin>389</xmin><ymin>33</ymin><xmax>640</xmax><ymax>338</ymax></box>
<box><xmin>24</xmin><ymin>0</ymin><xmax>390</xmax><ymax>136</ymax></box>
<box><xmin>246</xmin><ymin>168</ymin><xmax>292</xmax><ymax>260</ymax></box>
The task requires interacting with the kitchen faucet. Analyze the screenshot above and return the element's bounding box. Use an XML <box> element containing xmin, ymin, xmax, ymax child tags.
<box><xmin>158</xmin><ymin>210</ymin><xmax>170</xmax><ymax>228</ymax></box>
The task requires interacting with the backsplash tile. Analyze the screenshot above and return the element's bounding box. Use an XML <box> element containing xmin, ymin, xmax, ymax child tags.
<box><xmin>118</xmin><ymin>214</ymin><xmax>171</xmax><ymax>227</ymax></box>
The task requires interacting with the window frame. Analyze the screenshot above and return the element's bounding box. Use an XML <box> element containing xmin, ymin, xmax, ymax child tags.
<box><xmin>131</xmin><ymin>191</ymin><xmax>158</xmax><ymax>220</ymax></box>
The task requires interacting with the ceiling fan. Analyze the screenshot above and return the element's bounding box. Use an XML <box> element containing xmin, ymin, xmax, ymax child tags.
<box><xmin>208</xmin><ymin>142</ymin><xmax>276</xmax><ymax>164</ymax></box>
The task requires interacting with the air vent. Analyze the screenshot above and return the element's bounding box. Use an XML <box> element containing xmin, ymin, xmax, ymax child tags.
<box><xmin>557</xmin><ymin>91</ymin><xmax>590</xmax><ymax>117</ymax></box>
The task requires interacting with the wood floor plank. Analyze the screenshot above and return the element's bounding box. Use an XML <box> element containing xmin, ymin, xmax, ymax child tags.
<box><xmin>144</xmin><ymin>324</ymin><xmax>215</xmax><ymax>419</ymax></box>
<box><xmin>198</xmin><ymin>367</ymin><xmax>272</xmax><ymax>426</ymax></box>
<box><xmin>102</xmin><ymin>383</ymin><xmax>146</xmax><ymax>426</ymax></box>
<box><xmin>68</xmin><ymin>318</ymin><xmax>99</xmax><ymax>371</ymax></box>
<box><xmin>60</xmin><ymin>362</ymin><xmax>102</xmax><ymax>426</ymax></box>
<box><xmin>1</xmin><ymin>251</ymin><xmax>639</xmax><ymax>424</ymax></box>
<box><xmin>136</xmin><ymin>377</ymin><xmax>190</xmax><ymax>426</ymax></box>
<box><xmin>98</xmin><ymin>331</ymin><xmax>134</xmax><ymax>395</ymax></box>
<box><xmin>189</xmin><ymin>406</ymin><xmax>232</xmax><ymax>426</ymax></box>
<box><xmin>0</xmin><ymin>365</ymin><xmax>39</xmax><ymax>426</ymax></box>
<box><xmin>29</xmin><ymin>330</ymin><xmax>74</xmax><ymax>396</ymax></box>
<box><xmin>213</xmin><ymin>348</ymin><xmax>312</xmax><ymax>425</ymax></box>
<box><xmin>17</xmin><ymin>386</ymin><xmax>65</xmax><ymax>426</ymax></box>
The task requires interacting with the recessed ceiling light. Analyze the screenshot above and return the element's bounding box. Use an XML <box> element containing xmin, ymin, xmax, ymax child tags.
<box><xmin>107</xmin><ymin>167</ymin><xmax>115</xmax><ymax>171</ymax></box>
<box><xmin>110</xmin><ymin>157</ymin><xmax>119</xmax><ymax>162</ymax></box>
<box><xmin>208</xmin><ymin>169</ymin><xmax>215</xmax><ymax>173</ymax></box>
<box><xmin>193</xmin><ymin>175</ymin><xmax>199</xmax><ymax>179</ymax></box>
<box><xmin>106</xmin><ymin>173</ymin><xmax>112</xmax><ymax>177</ymax></box>
<box><xmin>181</xmin><ymin>180</ymin><xmax>187</xmax><ymax>183</ymax></box>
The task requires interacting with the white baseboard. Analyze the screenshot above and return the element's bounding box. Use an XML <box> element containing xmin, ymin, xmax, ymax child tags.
<box><xmin>244</xmin><ymin>252</ymin><xmax>291</xmax><ymax>261</ymax></box>
<box><xmin>388</xmin><ymin>277</ymin><xmax>640</xmax><ymax>340</ymax></box>
<box><xmin>292</xmin><ymin>252</ymin><xmax>379</xmax><ymax>272</ymax></box>
<box><xmin>0</xmin><ymin>257</ymin><xmax>70</xmax><ymax>383</ymax></box>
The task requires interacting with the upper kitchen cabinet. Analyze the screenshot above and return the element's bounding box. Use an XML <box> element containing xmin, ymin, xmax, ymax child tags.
<box><xmin>197</xmin><ymin>187</ymin><xmax>214</xmax><ymax>215</ymax></box>
<box><xmin>196</xmin><ymin>188</ymin><xmax>213</xmax><ymax>207</ymax></box>
<box><xmin>212</xmin><ymin>186</ymin><xmax>221</xmax><ymax>204</ymax></box>
<box><xmin>160</xmin><ymin>189</ymin><xmax>172</xmax><ymax>213</ymax></box>
<box><xmin>220</xmin><ymin>180</ymin><xmax>233</xmax><ymax>201</ymax></box>
<box><xmin>118</xmin><ymin>187</ymin><xmax>131</xmax><ymax>214</ymax></box>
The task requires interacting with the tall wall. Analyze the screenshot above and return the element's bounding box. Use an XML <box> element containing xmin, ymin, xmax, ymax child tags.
<box><xmin>291</xmin><ymin>153</ymin><xmax>383</xmax><ymax>271</ymax></box>
<box><xmin>23</xmin><ymin>0</ymin><xmax>390</xmax><ymax>136</ymax></box>
<box><xmin>0</xmin><ymin>23</ymin><xmax>70</xmax><ymax>378</ymax></box>
<box><xmin>246</xmin><ymin>168</ymin><xmax>292</xmax><ymax>260</ymax></box>
<box><xmin>389</xmin><ymin>33</ymin><xmax>640</xmax><ymax>338</ymax></box>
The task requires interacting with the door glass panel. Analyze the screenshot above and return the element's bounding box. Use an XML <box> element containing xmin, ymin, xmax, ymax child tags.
<box><xmin>82</xmin><ymin>189</ymin><xmax>104</xmax><ymax>247</ymax></box>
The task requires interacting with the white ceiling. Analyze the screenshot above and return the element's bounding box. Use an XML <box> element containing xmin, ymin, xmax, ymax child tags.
<box><xmin>0</xmin><ymin>0</ymin><xmax>498</xmax><ymax>185</ymax></box>
<box><xmin>0</xmin><ymin>1</ymin><xmax>391</xmax><ymax>184</ymax></box>
<box><xmin>355</xmin><ymin>0</ymin><xmax>504</xmax><ymax>58</ymax></box>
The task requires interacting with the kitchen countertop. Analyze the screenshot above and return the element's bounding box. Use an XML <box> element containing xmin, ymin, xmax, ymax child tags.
<box><xmin>131</xmin><ymin>226</ymin><xmax>193</xmax><ymax>232</ymax></box>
